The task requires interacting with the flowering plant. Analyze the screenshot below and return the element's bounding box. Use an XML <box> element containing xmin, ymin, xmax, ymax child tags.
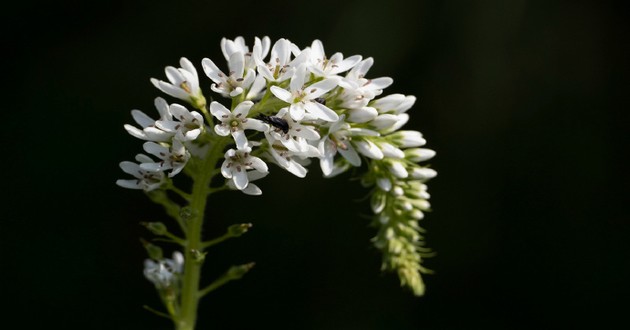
<box><xmin>117</xmin><ymin>36</ymin><xmax>436</xmax><ymax>329</ymax></box>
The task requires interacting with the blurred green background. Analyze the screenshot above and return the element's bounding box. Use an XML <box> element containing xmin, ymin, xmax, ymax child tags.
<box><xmin>3</xmin><ymin>0</ymin><xmax>627</xmax><ymax>329</ymax></box>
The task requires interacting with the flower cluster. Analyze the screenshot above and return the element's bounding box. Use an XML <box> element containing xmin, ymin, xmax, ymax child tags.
<box><xmin>118</xmin><ymin>36</ymin><xmax>436</xmax><ymax>296</ymax></box>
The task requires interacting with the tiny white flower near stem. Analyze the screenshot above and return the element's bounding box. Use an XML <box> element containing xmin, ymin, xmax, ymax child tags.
<box><xmin>116</xmin><ymin>154</ymin><xmax>166</xmax><ymax>191</ymax></box>
<box><xmin>144</xmin><ymin>251</ymin><xmax>184</xmax><ymax>289</ymax></box>
<box><xmin>155</xmin><ymin>103</ymin><xmax>204</xmax><ymax>141</ymax></box>
<box><xmin>221</xmin><ymin>147</ymin><xmax>268</xmax><ymax>190</ymax></box>
<box><xmin>221</xmin><ymin>36</ymin><xmax>270</xmax><ymax>71</ymax></box>
<box><xmin>150</xmin><ymin>58</ymin><xmax>206</xmax><ymax>108</ymax></box>
<box><xmin>308</xmin><ymin>39</ymin><xmax>362</xmax><ymax>78</ymax></box>
<box><xmin>338</xmin><ymin>57</ymin><xmax>393</xmax><ymax>111</ymax></box>
<box><xmin>124</xmin><ymin>97</ymin><xmax>174</xmax><ymax>142</ymax></box>
<box><xmin>270</xmin><ymin>65</ymin><xmax>340</xmax><ymax>121</ymax></box>
<box><xmin>318</xmin><ymin>115</ymin><xmax>363</xmax><ymax>176</ymax></box>
<box><xmin>210</xmin><ymin>101</ymin><xmax>267</xmax><ymax>149</ymax></box>
<box><xmin>265</xmin><ymin>108</ymin><xmax>320</xmax><ymax>153</ymax></box>
<box><xmin>257</xmin><ymin>38</ymin><xmax>305</xmax><ymax>83</ymax></box>
<box><xmin>141</xmin><ymin>139</ymin><xmax>191</xmax><ymax>177</ymax></box>
<box><xmin>202</xmin><ymin>52</ymin><xmax>256</xmax><ymax>97</ymax></box>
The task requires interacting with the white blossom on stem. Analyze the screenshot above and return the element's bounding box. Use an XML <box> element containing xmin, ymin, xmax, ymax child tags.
<box><xmin>155</xmin><ymin>103</ymin><xmax>204</xmax><ymax>142</ymax></box>
<box><xmin>141</xmin><ymin>139</ymin><xmax>190</xmax><ymax>177</ymax></box>
<box><xmin>150</xmin><ymin>58</ymin><xmax>205</xmax><ymax>108</ymax></box>
<box><xmin>144</xmin><ymin>251</ymin><xmax>184</xmax><ymax>289</ymax></box>
<box><xmin>116</xmin><ymin>154</ymin><xmax>166</xmax><ymax>191</ymax></box>
<box><xmin>270</xmin><ymin>65</ymin><xmax>340</xmax><ymax>121</ymax></box>
<box><xmin>264</xmin><ymin>108</ymin><xmax>321</xmax><ymax>153</ymax></box>
<box><xmin>308</xmin><ymin>39</ymin><xmax>362</xmax><ymax>78</ymax></box>
<box><xmin>221</xmin><ymin>147</ymin><xmax>269</xmax><ymax>190</ymax></box>
<box><xmin>124</xmin><ymin>97</ymin><xmax>174</xmax><ymax>142</ymax></box>
<box><xmin>210</xmin><ymin>101</ymin><xmax>267</xmax><ymax>149</ymax></box>
<box><xmin>202</xmin><ymin>52</ymin><xmax>255</xmax><ymax>97</ymax></box>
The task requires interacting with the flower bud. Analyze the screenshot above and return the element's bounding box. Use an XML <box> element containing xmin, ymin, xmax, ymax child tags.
<box><xmin>227</xmin><ymin>262</ymin><xmax>256</xmax><ymax>280</ymax></box>
<box><xmin>142</xmin><ymin>222</ymin><xmax>167</xmax><ymax>235</ymax></box>
<box><xmin>228</xmin><ymin>223</ymin><xmax>253</xmax><ymax>237</ymax></box>
<box><xmin>141</xmin><ymin>239</ymin><xmax>163</xmax><ymax>260</ymax></box>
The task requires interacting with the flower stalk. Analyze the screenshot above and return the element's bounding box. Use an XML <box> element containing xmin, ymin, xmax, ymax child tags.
<box><xmin>117</xmin><ymin>36</ymin><xmax>437</xmax><ymax>329</ymax></box>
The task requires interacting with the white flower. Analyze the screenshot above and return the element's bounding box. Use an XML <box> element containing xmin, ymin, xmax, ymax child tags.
<box><xmin>257</xmin><ymin>38</ymin><xmax>307</xmax><ymax>83</ymax></box>
<box><xmin>141</xmin><ymin>139</ymin><xmax>191</xmax><ymax>177</ymax></box>
<box><xmin>267</xmin><ymin>140</ymin><xmax>319</xmax><ymax>178</ymax></box>
<box><xmin>270</xmin><ymin>65</ymin><xmax>340</xmax><ymax>121</ymax></box>
<box><xmin>221</xmin><ymin>36</ymin><xmax>270</xmax><ymax>71</ymax></box>
<box><xmin>116</xmin><ymin>154</ymin><xmax>166</xmax><ymax>191</ymax></box>
<box><xmin>123</xmin><ymin>97</ymin><xmax>174</xmax><ymax>142</ymax></box>
<box><xmin>154</xmin><ymin>103</ymin><xmax>204</xmax><ymax>141</ymax></box>
<box><xmin>307</xmin><ymin>39</ymin><xmax>362</xmax><ymax>78</ymax></box>
<box><xmin>144</xmin><ymin>251</ymin><xmax>184</xmax><ymax>289</ymax></box>
<box><xmin>317</xmin><ymin>115</ymin><xmax>367</xmax><ymax>176</ymax></box>
<box><xmin>202</xmin><ymin>52</ymin><xmax>256</xmax><ymax>97</ymax></box>
<box><xmin>264</xmin><ymin>108</ymin><xmax>321</xmax><ymax>153</ymax></box>
<box><xmin>338</xmin><ymin>58</ymin><xmax>393</xmax><ymax>109</ymax></box>
<box><xmin>221</xmin><ymin>147</ymin><xmax>268</xmax><ymax>190</ymax></box>
<box><xmin>150</xmin><ymin>58</ymin><xmax>205</xmax><ymax>108</ymax></box>
<box><xmin>210</xmin><ymin>101</ymin><xmax>267</xmax><ymax>149</ymax></box>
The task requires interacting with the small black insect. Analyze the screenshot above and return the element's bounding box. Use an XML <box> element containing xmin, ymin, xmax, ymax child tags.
<box><xmin>314</xmin><ymin>97</ymin><xmax>326</xmax><ymax>105</ymax></box>
<box><xmin>257</xmin><ymin>114</ymin><xmax>290</xmax><ymax>134</ymax></box>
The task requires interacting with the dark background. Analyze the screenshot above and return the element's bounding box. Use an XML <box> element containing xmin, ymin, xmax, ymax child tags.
<box><xmin>3</xmin><ymin>0</ymin><xmax>628</xmax><ymax>329</ymax></box>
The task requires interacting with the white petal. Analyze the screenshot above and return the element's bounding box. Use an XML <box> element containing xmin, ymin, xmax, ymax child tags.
<box><xmin>249</xmin><ymin>156</ymin><xmax>269</xmax><ymax>173</ymax></box>
<box><xmin>335</xmin><ymin>55</ymin><xmax>362</xmax><ymax>73</ymax></box>
<box><xmin>319</xmin><ymin>153</ymin><xmax>334</xmax><ymax>176</ymax></box>
<box><xmin>228</xmin><ymin>52</ymin><xmax>245</xmax><ymax>77</ymax></box>
<box><xmin>233</xmin><ymin>101</ymin><xmax>254</xmax><ymax>117</ymax></box>
<box><xmin>241</xmin><ymin>183</ymin><xmax>262</xmax><ymax>195</ymax></box>
<box><xmin>304</xmin><ymin>102</ymin><xmax>338</xmax><ymax>122</ymax></box>
<box><xmin>116</xmin><ymin>179</ymin><xmax>142</xmax><ymax>189</ymax></box>
<box><xmin>338</xmin><ymin>144</ymin><xmax>361</xmax><ymax>166</ymax></box>
<box><xmin>232</xmin><ymin>170</ymin><xmax>249</xmax><ymax>190</ymax></box>
<box><xmin>119</xmin><ymin>161</ymin><xmax>141</xmax><ymax>177</ymax></box>
<box><xmin>290</xmin><ymin>65</ymin><xmax>307</xmax><ymax>92</ymax></box>
<box><xmin>270</xmin><ymin>86</ymin><xmax>293</xmax><ymax>103</ymax></box>
<box><xmin>232</xmin><ymin>130</ymin><xmax>248</xmax><ymax>150</ymax></box>
<box><xmin>130</xmin><ymin>110</ymin><xmax>154</xmax><ymax>128</ymax></box>
<box><xmin>367</xmin><ymin>77</ymin><xmax>393</xmax><ymax>90</ymax></box>
<box><xmin>201</xmin><ymin>58</ymin><xmax>224</xmax><ymax>82</ymax></box>
<box><xmin>214</xmin><ymin>125</ymin><xmax>230</xmax><ymax>136</ymax></box>
<box><xmin>124</xmin><ymin>124</ymin><xmax>148</xmax><ymax>140</ymax></box>
<box><xmin>306</xmin><ymin>78</ymin><xmax>339</xmax><ymax>98</ymax></box>
<box><xmin>242</xmin><ymin>118</ymin><xmax>268</xmax><ymax>132</ymax></box>
<box><xmin>210</xmin><ymin>102</ymin><xmax>230</xmax><ymax>119</ymax></box>
<box><xmin>289</xmin><ymin>104</ymin><xmax>306</xmax><ymax>121</ymax></box>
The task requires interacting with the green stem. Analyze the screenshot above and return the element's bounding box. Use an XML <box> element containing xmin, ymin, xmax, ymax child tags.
<box><xmin>176</xmin><ymin>138</ymin><xmax>227</xmax><ymax>330</ymax></box>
